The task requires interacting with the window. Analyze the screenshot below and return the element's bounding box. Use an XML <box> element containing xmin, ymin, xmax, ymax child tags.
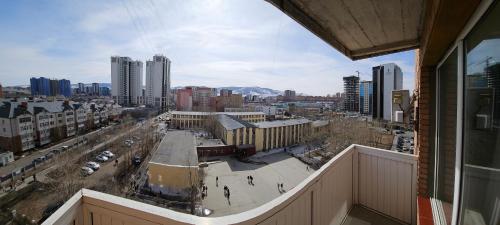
<box><xmin>460</xmin><ymin>2</ymin><xmax>500</xmax><ymax>225</ymax></box>
<box><xmin>433</xmin><ymin>48</ymin><xmax>458</xmax><ymax>225</ymax></box>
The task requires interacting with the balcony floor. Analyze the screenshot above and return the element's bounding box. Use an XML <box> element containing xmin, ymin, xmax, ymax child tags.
<box><xmin>343</xmin><ymin>205</ymin><xmax>406</xmax><ymax>225</ymax></box>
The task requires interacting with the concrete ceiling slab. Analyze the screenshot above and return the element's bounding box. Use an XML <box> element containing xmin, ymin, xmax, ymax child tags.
<box><xmin>267</xmin><ymin>0</ymin><xmax>424</xmax><ymax>60</ymax></box>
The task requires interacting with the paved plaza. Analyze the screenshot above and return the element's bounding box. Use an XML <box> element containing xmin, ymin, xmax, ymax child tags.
<box><xmin>201</xmin><ymin>152</ymin><xmax>315</xmax><ymax>216</ymax></box>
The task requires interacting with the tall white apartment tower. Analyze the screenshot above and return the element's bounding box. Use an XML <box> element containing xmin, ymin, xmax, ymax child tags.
<box><xmin>146</xmin><ymin>55</ymin><xmax>171</xmax><ymax>111</ymax></box>
<box><xmin>111</xmin><ymin>56</ymin><xmax>143</xmax><ymax>106</ymax></box>
<box><xmin>372</xmin><ymin>63</ymin><xmax>403</xmax><ymax>121</ymax></box>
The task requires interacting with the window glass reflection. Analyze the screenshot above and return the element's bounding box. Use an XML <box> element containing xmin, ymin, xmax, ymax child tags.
<box><xmin>461</xmin><ymin>2</ymin><xmax>500</xmax><ymax>225</ymax></box>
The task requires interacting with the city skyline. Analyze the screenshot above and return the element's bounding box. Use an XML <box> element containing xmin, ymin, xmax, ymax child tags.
<box><xmin>0</xmin><ymin>1</ymin><xmax>415</xmax><ymax>96</ymax></box>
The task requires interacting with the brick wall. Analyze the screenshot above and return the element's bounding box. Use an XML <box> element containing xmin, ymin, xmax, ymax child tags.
<box><xmin>415</xmin><ymin>49</ymin><xmax>436</xmax><ymax>197</ymax></box>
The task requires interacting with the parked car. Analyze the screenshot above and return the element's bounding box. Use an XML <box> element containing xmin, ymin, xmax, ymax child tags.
<box><xmin>101</xmin><ymin>151</ymin><xmax>114</xmax><ymax>158</ymax></box>
<box><xmin>61</xmin><ymin>146</ymin><xmax>69</xmax><ymax>151</ymax></box>
<box><xmin>81</xmin><ymin>167</ymin><xmax>94</xmax><ymax>176</ymax></box>
<box><xmin>33</xmin><ymin>156</ymin><xmax>46</xmax><ymax>164</ymax></box>
<box><xmin>85</xmin><ymin>161</ymin><xmax>100</xmax><ymax>170</ymax></box>
<box><xmin>45</xmin><ymin>152</ymin><xmax>55</xmax><ymax>159</ymax></box>
<box><xmin>96</xmin><ymin>155</ymin><xmax>109</xmax><ymax>162</ymax></box>
<box><xmin>132</xmin><ymin>155</ymin><xmax>141</xmax><ymax>166</ymax></box>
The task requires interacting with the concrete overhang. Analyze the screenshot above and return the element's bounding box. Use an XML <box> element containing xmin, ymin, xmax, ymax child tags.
<box><xmin>266</xmin><ymin>0</ymin><xmax>424</xmax><ymax>60</ymax></box>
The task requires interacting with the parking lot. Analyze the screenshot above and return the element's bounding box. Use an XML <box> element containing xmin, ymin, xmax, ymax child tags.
<box><xmin>0</xmin><ymin>118</ymin><xmax>161</xmax><ymax>222</ymax></box>
<box><xmin>391</xmin><ymin>130</ymin><xmax>414</xmax><ymax>154</ymax></box>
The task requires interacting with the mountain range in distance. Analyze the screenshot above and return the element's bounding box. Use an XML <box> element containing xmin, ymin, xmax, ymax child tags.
<box><xmin>10</xmin><ymin>83</ymin><xmax>285</xmax><ymax>97</ymax></box>
<box><xmin>172</xmin><ymin>86</ymin><xmax>284</xmax><ymax>97</ymax></box>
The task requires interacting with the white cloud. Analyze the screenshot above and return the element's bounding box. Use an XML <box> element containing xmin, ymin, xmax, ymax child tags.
<box><xmin>0</xmin><ymin>0</ymin><xmax>415</xmax><ymax>96</ymax></box>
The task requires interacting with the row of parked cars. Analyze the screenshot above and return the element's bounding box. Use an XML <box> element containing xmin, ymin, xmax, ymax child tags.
<box><xmin>81</xmin><ymin>150</ymin><xmax>115</xmax><ymax>176</ymax></box>
<box><xmin>31</xmin><ymin>138</ymin><xmax>89</xmax><ymax>165</ymax></box>
<box><xmin>396</xmin><ymin>135</ymin><xmax>414</xmax><ymax>154</ymax></box>
<box><xmin>32</xmin><ymin>145</ymin><xmax>70</xmax><ymax>165</ymax></box>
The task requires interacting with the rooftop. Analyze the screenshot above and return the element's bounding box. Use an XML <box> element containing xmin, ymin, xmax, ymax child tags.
<box><xmin>171</xmin><ymin>111</ymin><xmax>265</xmax><ymax>116</ymax></box>
<box><xmin>312</xmin><ymin>120</ymin><xmax>329</xmax><ymax>127</ymax></box>
<box><xmin>216</xmin><ymin>114</ymin><xmax>247</xmax><ymax>130</ymax></box>
<box><xmin>150</xmin><ymin>130</ymin><xmax>198</xmax><ymax>167</ymax></box>
<box><xmin>253</xmin><ymin>118</ymin><xmax>310</xmax><ymax>128</ymax></box>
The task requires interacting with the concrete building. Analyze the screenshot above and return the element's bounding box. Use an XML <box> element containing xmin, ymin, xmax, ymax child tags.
<box><xmin>192</xmin><ymin>87</ymin><xmax>216</xmax><ymax>111</ymax></box>
<box><xmin>213</xmin><ymin>94</ymin><xmax>243</xmax><ymax>112</ymax></box>
<box><xmin>176</xmin><ymin>88</ymin><xmax>193</xmax><ymax>111</ymax></box>
<box><xmin>219</xmin><ymin>89</ymin><xmax>232</xmax><ymax>96</ymax></box>
<box><xmin>146</xmin><ymin>55</ymin><xmax>171</xmax><ymax>111</ymax></box>
<box><xmin>42</xmin><ymin>1</ymin><xmax>500</xmax><ymax>225</ymax></box>
<box><xmin>30</xmin><ymin>77</ymin><xmax>71</xmax><ymax>97</ymax></box>
<box><xmin>111</xmin><ymin>56</ymin><xmax>143</xmax><ymax>106</ymax></box>
<box><xmin>148</xmin><ymin>130</ymin><xmax>198</xmax><ymax>196</ymax></box>
<box><xmin>254</xmin><ymin>105</ymin><xmax>277</xmax><ymax>116</ymax></box>
<box><xmin>99</xmin><ymin>87</ymin><xmax>110</xmax><ymax>96</ymax></box>
<box><xmin>91</xmin><ymin>83</ymin><xmax>100</xmax><ymax>96</ymax></box>
<box><xmin>391</xmin><ymin>90</ymin><xmax>411</xmax><ymax>123</ymax></box>
<box><xmin>0</xmin><ymin>151</ymin><xmax>14</xmax><ymax>166</ymax></box>
<box><xmin>372</xmin><ymin>63</ymin><xmax>403</xmax><ymax>120</ymax></box>
<box><xmin>214</xmin><ymin>114</ymin><xmax>256</xmax><ymax>146</ymax></box>
<box><xmin>175</xmin><ymin>86</ymin><xmax>217</xmax><ymax>111</ymax></box>
<box><xmin>171</xmin><ymin>111</ymin><xmax>265</xmax><ymax>130</ymax></box>
<box><xmin>72</xmin><ymin>104</ymin><xmax>87</xmax><ymax>133</ymax></box>
<box><xmin>253</xmin><ymin>118</ymin><xmax>310</xmax><ymax>151</ymax></box>
<box><xmin>0</xmin><ymin>102</ymin><xmax>35</xmax><ymax>153</ymax></box>
<box><xmin>59</xmin><ymin>79</ymin><xmax>72</xmax><ymax>97</ymax></box>
<box><xmin>343</xmin><ymin>76</ymin><xmax>359</xmax><ymax>112</ymax></box>
<box><xmin>30</xmin><ymin>77</ymin><xmax>51</xmax><ymax>96</ymax></box>
<box><xmin>77</xmin><ymin>83</ymin><xmax>85</xmax><ymax>94</ymax></box>
<box><xmin>283</xmin><ymin>90</ymin><xmax>296</xmax><ymax>101</ymax></box>
<box><xmin>359</xmin><ymin>81</ymin><xmax>373</xmax><ymax>115</ymax></box>
<box><xmin>212</xmin><ymin>114</ymin><xmax>312</xmax><ymax>152</ymax></box>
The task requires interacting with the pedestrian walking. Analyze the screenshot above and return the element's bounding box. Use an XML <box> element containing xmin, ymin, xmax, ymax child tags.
<box><xmin>280</xmin><ymin>183</ymin><xmax>284</xmax><ymax>191</ymax></box>
<box><xmin>216</xmin><ymin>176</ymin><xmax>219</xmax><ymax>187</ymax></box>
<box><xmin>277</xmin><ymin>183</ymin><xmax>281</xmax><ymax>193</ymax></box>
<box><xmin>250</xmin><ymin>176</ymin><xmax>254</xmax><ymax>185</ymax></box>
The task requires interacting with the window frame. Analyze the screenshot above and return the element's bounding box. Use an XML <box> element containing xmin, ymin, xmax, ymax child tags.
<box><xmin>432</xmin><ymin>0</ymin><xmax>497</xmax><ymax>224</ymax></box>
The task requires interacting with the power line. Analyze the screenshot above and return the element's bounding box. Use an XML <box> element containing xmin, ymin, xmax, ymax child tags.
<box><xmin>120</xmin><ymin>0</ymin><xmax>155</xmax><ymax>53</ymax></box>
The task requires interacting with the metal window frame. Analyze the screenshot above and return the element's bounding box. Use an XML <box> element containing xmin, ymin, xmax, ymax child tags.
<box><xmin>432</xmin><ymin>0</ymin><xmax>496</xmax><ymax>224</ymax></box>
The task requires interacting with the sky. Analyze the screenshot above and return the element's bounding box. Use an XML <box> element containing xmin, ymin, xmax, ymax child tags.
<box><xmin>0</xmin><ymin>0</ymin><xmax>415</xmax><ymax>96</ymax></box>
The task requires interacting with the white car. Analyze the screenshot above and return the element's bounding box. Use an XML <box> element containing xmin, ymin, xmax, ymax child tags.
<box><xmin>101</xmin><ymin>151</ymin><xmax>114</xmax><ymax>158</ymax></box>
<box><xmin>85</xmin><ymin>161</ymin><xmax>100</xmax><ymax>170</ymax></box>
<box><xmin>96</xmin><ymin>155</ymin><xmax>109</xmax><ymax>162</ymax></box>
<box><xmin>81</xmin><ymin>167</ymin><xmax>94</xmax><ymax>176</ymax></box>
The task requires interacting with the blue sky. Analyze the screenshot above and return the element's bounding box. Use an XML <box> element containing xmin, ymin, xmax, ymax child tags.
<box><xmin>0</xmin><ymin>0</ymin><xmax>415</xmax><ymax>95</ymax></box>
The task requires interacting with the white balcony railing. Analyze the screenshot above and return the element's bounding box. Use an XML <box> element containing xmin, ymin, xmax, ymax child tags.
<box><xmin>42</xmin><ymin>144</ymin><xmax>417</xmax><ymax>225</ymax></box>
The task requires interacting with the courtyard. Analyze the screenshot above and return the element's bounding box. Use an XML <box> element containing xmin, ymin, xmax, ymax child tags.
<box><xmin>201</xmin><ymin>151</ymin><xmax>314</xmax><ymax>216</ymax></box>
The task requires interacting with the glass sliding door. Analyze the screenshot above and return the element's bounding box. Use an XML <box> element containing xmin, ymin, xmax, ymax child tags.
<box><xmin>461</xmin><ymin>1</ymin><xmax>500</xmax><ymax>225</ymax></box>
<box><xmin>435</xmin><ymin>48</ymin><xmax>458</xmax><ymax>225</ymax></box>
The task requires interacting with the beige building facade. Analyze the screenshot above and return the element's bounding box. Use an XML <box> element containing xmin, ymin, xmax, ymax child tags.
<box><xmin>170</xmin><ymin>111</ymin><xmax>265</xmax><ymax>129</ymax></box>
<box><xmin>147</xmin><ymin>130</ymin><xmax>199</xmax><ymax>196</ymax></box>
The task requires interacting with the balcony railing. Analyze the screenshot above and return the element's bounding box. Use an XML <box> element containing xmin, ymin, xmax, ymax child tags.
<box><xmin>42</xmin><ymin>144</ymin><xmax>417</xmax><ymax>225</ymax></box>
